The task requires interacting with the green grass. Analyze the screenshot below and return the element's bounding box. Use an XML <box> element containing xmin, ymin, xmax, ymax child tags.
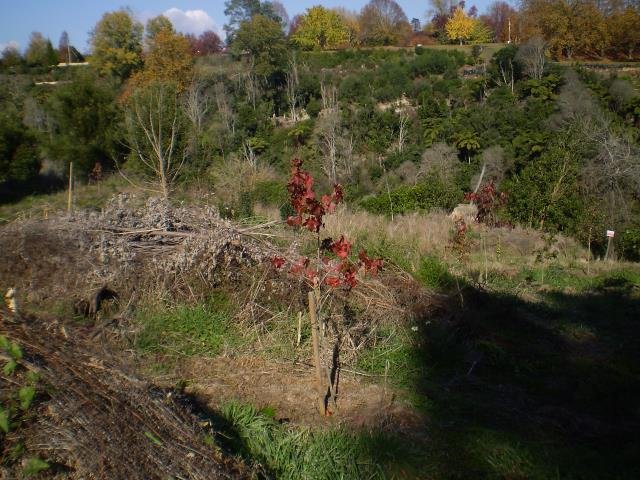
<box><xmin>135</xmin><ymin>293</ymin><xmax>244</xmax><ymax>356</ymax></box>
<box><xmin>216</xmin><ymin>401</ymin><xmax>424</xmax><ymax>479</ymax></box>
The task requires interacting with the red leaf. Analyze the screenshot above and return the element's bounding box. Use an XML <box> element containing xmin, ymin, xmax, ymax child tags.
<box><xmin>325</xmin><ymin>276</ymin><xmax>342</xmax><ymax>287</ymax></box>
<box><xmin>303</xmin><ymin>216</ymin><xmax>321</xmax><ymax>232</ymax></box>
<box><xmin>271</xmin><ymin>256</ymin><xmax>285</xmax><ymax>269</ymax></box>
<box><xmin>286</xmin><ymin>215</ymin><xmax>302</xmax><ymax>226</ymax></box>
<box><xmin>332</xmin><ymin>184</ymin><xmax>344</xmax><ymax>204</ymax></box>
<box><xmin>331</xmin><ymin>235</ymin><xmax>352</xmax><ymax>259</ymax></box>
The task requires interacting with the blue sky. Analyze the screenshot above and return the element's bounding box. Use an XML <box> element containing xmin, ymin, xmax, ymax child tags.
<box><xmin>1</xmin><ymin>1</ymin><xmax>495</xmax><ymax>54</ymax></box>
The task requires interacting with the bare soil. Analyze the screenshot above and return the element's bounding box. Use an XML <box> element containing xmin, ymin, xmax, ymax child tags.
<box><xmin>175</xmin><ymin>355</ymin><xmax>425</xmax><ymax>432</ymax></box>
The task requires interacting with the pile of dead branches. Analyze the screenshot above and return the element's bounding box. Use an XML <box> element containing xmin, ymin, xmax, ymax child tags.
<box><xmin>0</xmin><ymin>194</ymin><xmax>278</xmax><ymax>306</ymax></box>
<box><xmin>0</xmin><ymin>313</ymin><xmax>250</xmax><ymax>479</ymax></box>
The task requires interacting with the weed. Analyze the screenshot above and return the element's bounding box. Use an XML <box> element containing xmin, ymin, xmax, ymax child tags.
<box><xmin>135</xmin><ymin>293</ymin><xmax>244</xmax><ymax>356</ymax></box>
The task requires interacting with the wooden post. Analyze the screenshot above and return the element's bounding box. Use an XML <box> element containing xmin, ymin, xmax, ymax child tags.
<box><xmin>67</xmin><ymin>162</ymin><xmax>73</xmax><ymax>214</ymax></box>
<box><xmin>605</xmin><ymin>236</ymin><xmax>613</xmax><ymax>261</ymax></box>
<box><xmin>308</xmin><ymin>290</ymin><xmax>325</xmax><ymax>415</ymax></box>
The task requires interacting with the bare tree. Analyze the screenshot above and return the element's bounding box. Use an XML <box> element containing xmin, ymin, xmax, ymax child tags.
<box><xmin>582</xmin><ymin>122</ymin><xmax>640</xmax><ymax>225</ymax></box>
<box><xmin>516</xmin><ymin>37</ymin><xmax>546</xmax><ymax>80</ymax></box>
<box><xmin>286</xmin><ymin>53</ymin><xmax>300</xmax><ymax>122</ymax></box>
<box><xmin>318</xmin><ymin>83</ymin><xmax>340</xmax><ymax>184</ymax></box>
<box><xmin>184</xmin><ymin>80</ymin><xmax>210</xmax><ymax>136</ymax></box>
<box><xmin>214</xmin><ymin>82</ymin><xmax>235</xmax><ymax>135</ymax></box>
<box><xmin>396</xmin><ymin>110</ymin><xmax>409</xmax><ymax>153</ymax></box>
<box><xmin>125</xmin><ymin>82</ymin><xmax>186</xmax><ymax>200</ymax></box>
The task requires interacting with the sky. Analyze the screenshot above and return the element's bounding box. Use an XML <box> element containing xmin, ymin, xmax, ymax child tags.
<box><xmin>0</xmin><ymin>0</ymin><xmax>495</xmax><ymax>54</ymax></box>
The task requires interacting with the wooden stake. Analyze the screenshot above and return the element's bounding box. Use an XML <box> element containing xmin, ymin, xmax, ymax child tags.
<box><xmin>67</xmin><ymin>161</ymin><xmax>73</xmax><ymax>214</ymax></box>
<box><xmin>605</xmin><ymin>236</ymin><xmax>613</xmax><ymax>261</ymax></box>
<box><xmin>308</xmin><ymin>290</ymin><xmax>325</xmax><ymax>415</ymax></box>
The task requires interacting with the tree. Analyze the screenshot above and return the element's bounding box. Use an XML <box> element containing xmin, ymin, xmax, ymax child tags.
<box><xmin>515</xmin><ymin>37</ymin><xmax>547</xmax><ymax>80</ymax></box>
<box><xmin>470</xmin><ymin>19</ymin><xmax>493</xmax><ymax>43</ymax></box>
<box><xmin>194</xmin><ymin>31</ymin><xmax>223</xmax><ymax>55</ymax></box>
<box><xmin>232</xmin><ymin>14</ymin><xmax>287</xmax><ymax>79</ymax></box>
<box><xmin>90</xmin><ymin>9</ymin><xmax>143</xmax><ymax>79</ymax></box>
<box><xmin>125</xmin><ymin>81</ymin><xmax>187</xmax><ymax>200</ymax></box>
<box><xmin>25</xmin><ymin>32</ymin><xmax>57</xmax><ymax>67</ymax></box>
<box><xmin>359</xmin><ymin>0</ymin><xmax>412</xmax><ymax>46</ymax></box>
<box><xmin>224</xmin><ymin>0</ymin><xmax>279</xmax><ymax>40</ymax></box>
<box><xmin>58</xmin><ymin>31</ymin><xmax>70</xmax><ymax>63</ymax></box>
<box><xmin>445</xmin><ymin>7</ymin><xmax>475</xmax><ymax>45</ymax></box>
<box><xmin>146</xmin><ymin>15</ymin><xmax>174</xmax><ymax>42</ymax></box>
<box><xmin>481</xmin><ymin>1</ymin><xmax>518</xmax><ymax>43</ymax></box>
<box><xmin>130</xmin><ymin>30</ymin><xmax>193</xmax><ymax>91</ymax></box>
<box><xmin>271</xmin><ymin>1</ymin><xmax>290</xmax><ymax>31</ymax></box>
<box><xmin>0</xmin><ymin>113</ymin><xmax>39</xmax><ymax>183</ymax></box>
<box><xmin>44</xmin><ymin>71</ymin><xmax>123</xmax><ymax>178</ymax></box>
<box><xmin>608</xmin><ymin>8</ymin><xmax>640</xmax><ymax>60</ymax></box>
<box><xmin>333</xmin><ymin>8</ymin><xmax>361</xmax><ymax>47</ymax></box>
<box><xmin>291</xmin><ymin>6</ymin><xmax>349</xmax><ymax>50</ymax></box>
<box><xmin>1</xmin><ymin>45</ymin><xmax>23</xmax><ymax>71</ymax></box>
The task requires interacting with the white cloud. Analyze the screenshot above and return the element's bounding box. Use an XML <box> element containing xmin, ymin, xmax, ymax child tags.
<box><xmin>163</xmin><ymin>8</ymin><xmax>220</xmax><ymax>36</ymax></box>
<box><xmin>0</xmin><ymin>40</ymin><xmax>20</xmax><ymax>52</ymax></box>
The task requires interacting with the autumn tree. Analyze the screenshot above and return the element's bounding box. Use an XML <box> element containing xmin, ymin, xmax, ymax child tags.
<box><xmin>608</xmin><ymin>8</ymin><xmax>640</xmax><ymax>60</ymax></box>
<box><xmin>291</xmin><ymin>6</ymin><xmax>349</xmax><ymax>50</ymax></box>
<box><xmin>191</xmin><ymin>31</ymin><xmax>224</xmax><ymax>55</ymax></box>
<box><xmin>25</xmin><ymin>32</ymin><xmax>57</xmax><ymax>67</ymax></box>
<box><xmin>359</xmin><ymin>0</ymin><xmax>412</xmax><ymax>46</ymax></box>
<box><xmin>130</xmin><ymin>30</ymin><xmax>193</xmax><ymax>91</ymax></box>
<box><xmin>481</xmin><ymin>1</ymin><xmax>518</xmax><ymax>43</ymax></box>
<box><xmin>333</xmin><ymin>8</ymin><xmax>361</xmax><ymax>47</ymax></box>
<box><xmin>445</xmin><ymin>7</ymin><xmax>475</xmax><ymax>45</ymax></box>
<box><xmin>90</xmin><ymin>9</ymin><xmax>143</xmax><ymax>79</ymax></box>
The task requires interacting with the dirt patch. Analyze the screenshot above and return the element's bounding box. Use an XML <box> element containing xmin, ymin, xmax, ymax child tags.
<box><xmin>175</xmin><ymin>356</ymin><xmax>425</xmax><ymax>433</ymax></box>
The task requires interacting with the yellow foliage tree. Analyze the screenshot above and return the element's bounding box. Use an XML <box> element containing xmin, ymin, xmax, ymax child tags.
<box><xmin>128</xmin><ymin>30</ymin><xmax>193</xmax><ymax>93</ymax></box>
<box><xmin>292</xmin><ymin>6</ymin><xmax>349</xmax><ymax>50</ymax></box>
<box><xmin>445</xmin><ymin>7</ymin><xmax>475</xmax><ymax>45</ymax></box>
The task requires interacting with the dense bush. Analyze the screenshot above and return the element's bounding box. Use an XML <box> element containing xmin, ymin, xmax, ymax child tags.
<box><xmin>359</xmin><ymin>176</ymin><xmax>462</xmax><ymax>215</ymax></box>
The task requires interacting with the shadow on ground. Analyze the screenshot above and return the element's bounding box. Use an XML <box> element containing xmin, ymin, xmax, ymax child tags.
<box><xmin>409</xmin><ymin>274</ymin><xmax>640</xmax><ymax>479</ymax></box>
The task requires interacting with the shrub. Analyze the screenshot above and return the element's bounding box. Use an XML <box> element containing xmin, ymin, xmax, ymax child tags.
<box><xmin>359</xmin><ymin>176</ymin><xmax>462</xmax><ymax>215</ymax></box>
<box><xmin>619</xmin><ymin>228</ymin><xmax>640</xmax><ymax>261</ymax></box>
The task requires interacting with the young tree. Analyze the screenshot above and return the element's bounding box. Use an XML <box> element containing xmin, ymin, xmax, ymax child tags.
<box><xmin>25</xmin><ymin>32</ymin><xmax>57</xmax><ymax>67</ymax></box>
<box><xmin>1</xmin><ymin>45</ymin><xmax>23</xmax><ymax>71</ymax></box>
<box><xmin>90</xmin><ymin>9</ymin><xmax>143</xmax><ymax>79</ymax></box>
<box><xmin>291</xmin><ymin>6</ymin><xmax>349</xmax><ymax>50</ymax></box>
<box><xmin>359</xmin><ymin>0</ymin><xmax>412</xmax><ymax>46</ymax></box>
<box><xmin>125</xmin><ymin>81</ymin><xmax>187</xmax><ymax>200</ymax></box>
<box><xmin>445</xmin><ymin>7</ymin><xmax>475</xmax><ymax>45</ymax></box>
